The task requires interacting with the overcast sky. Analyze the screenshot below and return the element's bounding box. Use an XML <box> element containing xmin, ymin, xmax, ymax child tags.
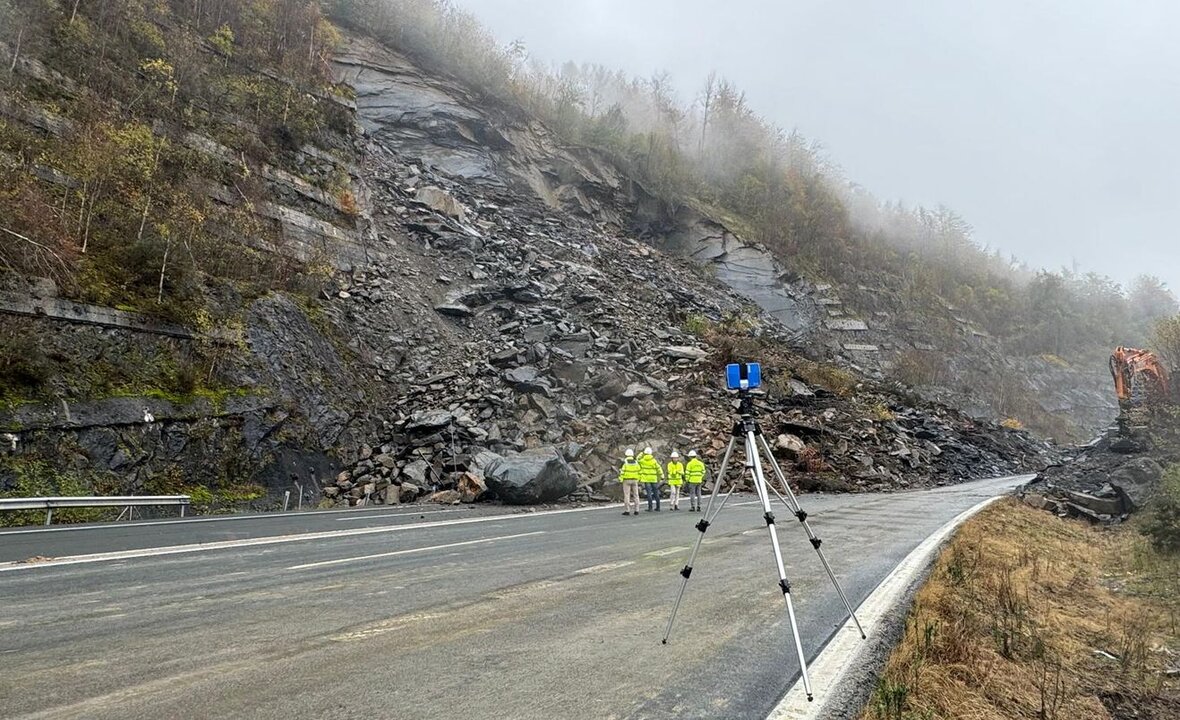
<box><xmin>456</xmin><ymin>0</ymin><xmax>1179</xmax><ymax>293</ymax></box>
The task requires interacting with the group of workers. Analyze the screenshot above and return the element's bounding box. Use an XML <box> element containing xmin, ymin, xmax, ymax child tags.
<box><xmin>617</xmin><ymin>448</ymin><xmax>708</xmax><ymax>515</ymax></box>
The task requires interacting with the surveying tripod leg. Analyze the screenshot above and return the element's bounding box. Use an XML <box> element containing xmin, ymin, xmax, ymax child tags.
<box><xmin>662</xmin><ymin>437</ymin><xmax>738</xmax><ymax>645</ymax></box>
<box><xmin>758</xmin><ymin>434</ymin><xmax>867</xmax><ymax>640</ymax></box>
<box><xmin>747</xmin><ymin>431</ymin><xmax>813</xmax><ymax>701</ymax></box>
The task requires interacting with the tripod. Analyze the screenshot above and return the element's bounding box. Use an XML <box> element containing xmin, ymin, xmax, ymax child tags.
<box><xmin>660</xmin><ymin>391</ymin><xmax>866</xmax><ymax>702</ymax></box>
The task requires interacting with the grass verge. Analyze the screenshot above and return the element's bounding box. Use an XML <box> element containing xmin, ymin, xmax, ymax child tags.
<box><xmin>860</xmin><ymin>498</ymin><xmax>1179</xmax><ymax>720</ymax></box>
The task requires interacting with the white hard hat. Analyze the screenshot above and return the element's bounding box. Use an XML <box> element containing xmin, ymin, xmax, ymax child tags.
<box><xmin>688</xmin><ymin>450</ymin><xmax>698</xmax><ymax>457</ymax></box>
<box><xmin>671</xmin><ymin>450</ymin><xmax>680</xmax><ymax>458</ymax></box>
<box><xmin>644</xmin><ymin>447</ymin><xmax>653</xmax><ymax>455</ymax></box>
<box><xmin>625</xmin><ymin>448</ymin><xmax>635</xmax><ymax>457</ymax></box>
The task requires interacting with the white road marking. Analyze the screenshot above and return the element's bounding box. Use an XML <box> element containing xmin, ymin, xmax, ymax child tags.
<box><xmin>0</xmin><ymin>505</ymin><xmax>481</xmax><ymax>536</ymax></box>
<box><xmin>0</xmin><ymin>504</ymin><xmax>619</xmax><ymax>573</ymax></box>
<box><xmin>575</xmin><ymin>560</ymin><xmax>635</xmax><ymax>575</ymax></box>
<box><xmin>765</xmin><ymin>484</ymin><xmax>1026</xmax><ymax>719</ymax></box>
<box><xmin>287</xmin><ymin>531</ymin><xmax>545</xmax><ymax>571</ymax></box>
<box><xmin>334</xmin><ymin>508</ymin><xmax>468</xmax><ymax>522</ymax></box>
<box><xmin>644</xmin><ymin>546</ymin><xmax>690</xmax><ymax>557</ymax></box>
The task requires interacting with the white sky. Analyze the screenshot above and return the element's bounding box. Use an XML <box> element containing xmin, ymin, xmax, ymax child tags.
<box><xmin>456</xmin><ymin>0</ymin><xmax>1180</xmax><ymax>293</ymax></box>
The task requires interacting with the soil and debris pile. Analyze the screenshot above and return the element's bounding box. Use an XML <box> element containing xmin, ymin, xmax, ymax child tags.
<box><xmin>1020</xmin><ymin>413</ymin><xmax>1180</xmax><ymax>523</ymax></box>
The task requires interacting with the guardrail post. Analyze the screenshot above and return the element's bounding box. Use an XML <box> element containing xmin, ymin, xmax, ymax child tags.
<box><xmin>283</xmin><ymin>490</ymin><xmax>290</xmax><ymax>512</ymax></box>
<box><xmin>180</xmin><ymin>503</ymin><xmax>186</xmax><ymax>518</ymax></box>
<box><xmin>44</xmin><ymin>508</ymin><xmax>53</xmax><ymax>526</ymax></box>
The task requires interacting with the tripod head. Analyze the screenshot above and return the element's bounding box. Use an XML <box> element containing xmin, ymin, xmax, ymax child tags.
<box><xmin>736</xmin><ymin>389</ymin><xmax>757</xmax><ymax>420</ymax></box>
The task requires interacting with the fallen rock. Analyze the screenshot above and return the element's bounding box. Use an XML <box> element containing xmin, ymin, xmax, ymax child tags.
<box><xmin>398</xmin><ymin>482</ymin><xmax>421</xmax><ymax>503</ymax></box>
<box><xmin>416</xmin><ymin>186</ymin><xmax>468</xmax><ymax>222</ymax></box>
<box><xmin>484</xmin><ymin>448</ymin><xmax>576</xmax><ymax>504</ymax></box>
<box><xmin>1066</xmin><ymin>490</ymin><xmax>1126</xmax><ymax>516</ymax></box>
<box><xmin>662</xmin><ymin>346</ymin><xmax>709</xmax><ymax>361</ymax></box>
<box><xmin>429</xmin><ymin>489</ymin><xmax>462</xmax><ymax>504</ymax></box>
<box><xmin>458</xmin><ymin>472</ymin><xmax>487</xmax><ymax>503</ymax></box>
<box><xmin>406</xmin><ymin>410</ymin><xmax>454</xmax><ymax>432</ymax></box>
<box><xmin>1109</xmin><ymin>457</ymin><xmax>1163</xmax><ymax>509</ymax></box>
<box><xmin>775</xmin><ymin>433</ymin><xmax>806</xmax><ymax>458</ymax></box>
<box><xmin>504</xmin><ymin>366</ymin><xmax>551</xmax><ymax>394</ymax></box>
<box><xmin>592</xmin><ymin>373</ymin><xmax>629</xmax><ymax>401</ymax></box>
<box><xmin>402</xmin><ymin>459</ymin><xmax>431</xmax><ymax>484</ymax></box>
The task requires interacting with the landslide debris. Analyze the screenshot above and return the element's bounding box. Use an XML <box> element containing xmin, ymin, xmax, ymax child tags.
<box><xmin>1021</xmin><ymin>412</ymin><xmax>1180</xmax><ymax>523</ymax></box>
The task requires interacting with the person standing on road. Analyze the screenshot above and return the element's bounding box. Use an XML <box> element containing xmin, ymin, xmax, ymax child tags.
<box><xmin>638</xmin><ymin>446</ymin><xmax>664</xmax><ymax>512</ymax></box>
<box><xmin>685</xmin><ymin>450</ymin><xmax>706</xmax><ymax>512</ymax></box>
<box><xmin>666</xmin><ymin>451</ymin><xmax>685</xmax><ymax>511</ymax></box>
<box><xmin>619</xmin><ymin>449</ymin><xmax>641</xmax><ymax>516</ymax></box>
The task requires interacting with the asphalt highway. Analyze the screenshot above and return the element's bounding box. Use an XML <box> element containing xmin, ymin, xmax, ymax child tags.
<box><xmin>0</xmin><ymin>476</ymin><xmax>1029</xmax><ymax>720</ymax></box>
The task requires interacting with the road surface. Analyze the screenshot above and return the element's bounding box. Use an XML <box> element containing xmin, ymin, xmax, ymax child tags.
<box><xmin>0</xmin><ymin>476</ymin><xmax>1028</xmax><ymax>720</ymax></box>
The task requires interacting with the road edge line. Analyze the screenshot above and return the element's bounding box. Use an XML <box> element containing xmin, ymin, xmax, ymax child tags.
<box><xmin>766</xmin><ymin>493</ymin><xmax>1009</xmax><ymax>720</ymax></box>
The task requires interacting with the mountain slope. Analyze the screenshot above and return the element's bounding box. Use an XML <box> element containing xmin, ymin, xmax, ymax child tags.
<box><xmin>0</xmin><ymin>5</ymin><xmax>1056</xmax><ymax>514</ymax></box>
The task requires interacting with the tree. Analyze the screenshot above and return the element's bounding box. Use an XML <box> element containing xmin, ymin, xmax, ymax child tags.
<box><xmin>1129</xmin><ymin>274</ymin><xmax>1178</xmax><ymax>330</ymax></box>
<box><xmin>1152</xmin><ymin>314</ymin><xmax>1180</xmax><ymax>378</ymax></box>
<box><xmin>698</xmin><ymin>71</ymin><xmax>718</xmax><ymax>157</ymax></box>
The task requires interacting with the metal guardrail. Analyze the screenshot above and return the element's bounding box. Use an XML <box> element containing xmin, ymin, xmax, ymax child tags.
<box><xmin>0</xmin><ymin>496</ymin><xmax>191</xmax><ymax>525</ymax></box>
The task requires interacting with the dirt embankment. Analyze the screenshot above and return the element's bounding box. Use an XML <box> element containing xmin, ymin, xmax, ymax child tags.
<box><xmin>860</xmin><ymin>499</ymin><xmax>1179</xmax><ymax>720</ymax></box>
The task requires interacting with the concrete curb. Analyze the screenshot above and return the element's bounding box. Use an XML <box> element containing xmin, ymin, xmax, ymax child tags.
<box><xmin>766</xmin><ymin>493</ymin><xmax>1010</xmax><ymax>720</ymax></box>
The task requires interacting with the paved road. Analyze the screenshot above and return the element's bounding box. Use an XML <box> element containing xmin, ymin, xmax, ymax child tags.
<box><xmin>0</xmin><ymin>476</ymin><xmax>1028</xmax><ymax>720</ymax></box>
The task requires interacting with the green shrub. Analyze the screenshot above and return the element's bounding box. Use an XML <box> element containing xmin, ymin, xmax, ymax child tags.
<box><xmin>0</xmin><ymin>459</ymin><xmax>114</xmax><ymax>526</ymax></box>
<box><xmin>1141</xmin><ymin>465</ymin><xmax>1180</xmax><ymax>554</ymax></box>
<box><xmin>0</xmin><ymin>332</ymin><xmax>51</xmax><ymax>394</ymax></box>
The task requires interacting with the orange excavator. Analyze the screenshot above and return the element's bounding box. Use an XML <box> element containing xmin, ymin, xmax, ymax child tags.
<box><xmin>1109</xmin><ymin>346</ymin><xmax>1171</xmax><ymax>408</ymax></box>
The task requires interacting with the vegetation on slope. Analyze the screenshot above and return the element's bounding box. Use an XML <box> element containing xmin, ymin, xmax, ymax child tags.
<box><xmin>862</xmin><ymin>499</ymin><xmax>1179</xmax><ymax>720</ymax></box>
<box><xmin>0</xmin><ymin>0</ymin><xmax>351</xmax><ymax>321</ymax></box>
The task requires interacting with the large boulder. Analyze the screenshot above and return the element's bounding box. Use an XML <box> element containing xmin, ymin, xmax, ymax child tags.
<box><xmin>484</xmin><ymin>448</ymin><xmax>576</xmax><ymax>505</ymax></box>
<box><xmin>1109</xmin><ymin>457</ymin><xmax>1164</xmax><ymax>510</ymax></box>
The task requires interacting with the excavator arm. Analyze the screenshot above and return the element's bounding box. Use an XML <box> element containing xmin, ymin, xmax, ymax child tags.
<box><xmin>1110</xmin><ymin>346</ymin><xmax>1171</xmax><ymax>406</ymax></box>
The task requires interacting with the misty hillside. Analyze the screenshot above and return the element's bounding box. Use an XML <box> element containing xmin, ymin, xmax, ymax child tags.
<box><xmin>325</xmin><ymin>0</ymin><xmax>1180</xmax><ymax>440</ymax></box>
<box><xmin>0</xmin><ymin>0</ymin><xmax>1171</xmax><ymax>510</ymax></box>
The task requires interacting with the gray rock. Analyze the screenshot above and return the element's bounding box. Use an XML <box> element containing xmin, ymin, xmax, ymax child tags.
<box><xmin>662</xmin><ymin>346</ymin><xmax>709</xmax><ymax>361</ymax></box>
<box><xmin>621</xmin><ymin>382</ymin><xmax>655</xmax><ymax>400</ymax></box>
<box><xmin>406</xmin><ymin>410</ymin><xmax>454</xmax><ymax>432</ymax></box>
<box><xmin>551</xmin><ymin>360</ymin><xmax>589</xmax><ymax>384</ymax></box>
<box><xmin>402</xmin><ymin>459</ymin><xmax>431</xmax><ymax>485</ymax></box>
<box><xmin>434</xmin><ymin>302</ymin><xmax>473</xmax><ymax>318</ymax></box>
<box><xmin>1109</xmin><ymin>457</ymin><xmax>1164</xmax><ymax>509</ymax></box>
<box><xmin>1066</xmin><ymin>491</ymin><xmax>1126</xmax><ymax>516</ymax></box>
<box><xmin>504</xmin><ymin>366</ymin><xmax>551</xmax><ymax>394</ymax></box>
<box><xmin>415</xmin><ymin>186</ymin><xmax>468</xmax><ymax>222</ymax></box>
<box><xmin>593</xmin><ymin>373</ymin><xmax>629</xmax><ymax>400</ymax></box>
<box><xmin>398</xmin><ymin>482</ymin><xmax>421</xmax><ymax>503</ymax></box>
<box><xmin>484</xmin><ymin>448</ymin><xmax>577</xmax><ymax>504</ymax></box>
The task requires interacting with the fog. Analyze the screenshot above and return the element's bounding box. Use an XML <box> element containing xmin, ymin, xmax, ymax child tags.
<box><xmin>456</xmin><ymin>0</ymin><xmax>1180</xmax><ymax>292</ymax></box>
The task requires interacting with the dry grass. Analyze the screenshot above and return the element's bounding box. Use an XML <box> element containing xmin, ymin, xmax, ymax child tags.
<box><xmin>860</xmin><ymin>499</ymin><xmax>1180</xmax><ymax>720</ymax></box>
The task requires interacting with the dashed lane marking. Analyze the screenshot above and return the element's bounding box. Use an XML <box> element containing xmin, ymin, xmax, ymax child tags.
<box><xmin>575</xmin><ymin>561</ymin><xmax>636</xmax><ymax>575</ymax></box>
<box><xmin>286</xmin><ymin>531</ymin><xmax>546</xmax><ymax>571</ymax></box>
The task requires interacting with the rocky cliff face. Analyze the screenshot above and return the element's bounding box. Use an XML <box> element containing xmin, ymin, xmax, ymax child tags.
<box><xmin>1</xmin><ymin>32</ymin><xmax>1068</xmax><ymax>514</ymax></box>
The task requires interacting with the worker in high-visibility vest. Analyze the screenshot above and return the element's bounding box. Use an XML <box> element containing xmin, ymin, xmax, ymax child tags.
<box><xmin>685</xmin><ymin>450</ymin><xmax>707</xmax><ymax>512</ymax></box>
<box><xmin>619</xmin><ymin>448</ymin><xmax>641</xmax><ymax>516</ymax></box>
<box><xmin>666</xmin><ymin>451</ymin><xmax>685</xmax><ymax>511</ymax></box>
<box><xmin>638</xmin><ymin>447</ymin><xmax>665</xmax><ymax>512</ymax></box>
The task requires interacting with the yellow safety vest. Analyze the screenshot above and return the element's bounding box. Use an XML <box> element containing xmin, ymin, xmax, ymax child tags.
<box><xmin>686</xmin><ymin>459</ymin><xmax>706</xmax><ymax>484</ymax></box>
<box><xmin>619</xmin><ymin>458</ymin><xmax>640</xmax><ymax>482</ymax></box>
<box><xmin>666</xmin><ymin>461</ymin><xmax>684</xmax><ymax>486</ymax></box>
<box><xmin>638</xmin><ymin>454</ymin><xmax>663</xmax><ymax>483</ymax></box>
